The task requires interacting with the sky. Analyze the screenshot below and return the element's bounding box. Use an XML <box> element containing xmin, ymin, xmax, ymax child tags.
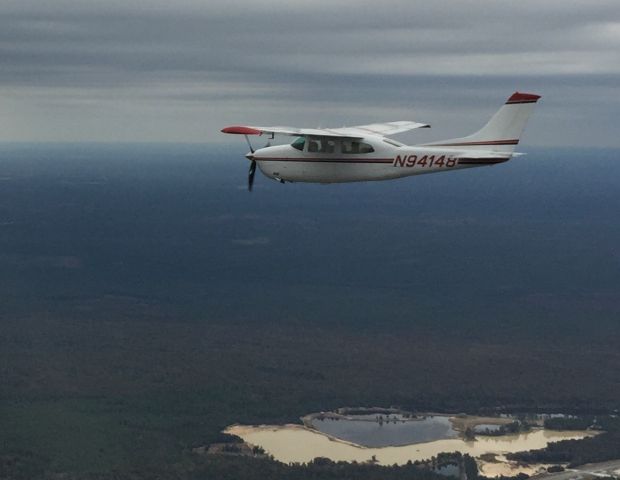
<box><xmin>0</xmin><ymin>0</ymin><xmax>619</xmax><ymax>146</ymax></box>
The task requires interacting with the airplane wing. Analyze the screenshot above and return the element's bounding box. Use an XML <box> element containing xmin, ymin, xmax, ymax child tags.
<box><xmin>330</xmin><ymin>121</ymin><xmax>430</xmax><ymax>137</ymax></box>
<box><xmin>221</xmin><ymin>125</ymin><xmax>362</xmax><ymax>139</ymax></box>
<box><xmin>221</xmin><ymin>121</ymin><xmax>429</xmax><ymax>139</ymax></box>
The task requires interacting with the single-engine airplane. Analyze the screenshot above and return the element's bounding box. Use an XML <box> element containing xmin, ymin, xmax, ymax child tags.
<box><xmin>222</xmin><ymin>92</ymin><xmax>541</xmax><ymax>190</ymax></box>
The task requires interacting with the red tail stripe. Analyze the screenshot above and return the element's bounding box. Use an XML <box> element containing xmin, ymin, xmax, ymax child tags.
<box><xmin>506</xmin><ymin>92</ymin><xmax>541</xmax><ymax>104</ymax></box>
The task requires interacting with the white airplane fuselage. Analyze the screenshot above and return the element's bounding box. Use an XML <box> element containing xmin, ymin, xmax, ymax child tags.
<box><xmin>250</xmin><ymin>139</ymin><xmax>508</xmax><ymax>184</ymax></box>
<box><xmin>225</xmin><ymin>91</ymin><xmax>541</xmax><ymax>187</ymax></box>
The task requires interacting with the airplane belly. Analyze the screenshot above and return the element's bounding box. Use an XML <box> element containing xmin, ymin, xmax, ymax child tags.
<box><xmin>257</xmin><ymin>159</ymin><xmax>406</xmax><ymax>183</ymax></box>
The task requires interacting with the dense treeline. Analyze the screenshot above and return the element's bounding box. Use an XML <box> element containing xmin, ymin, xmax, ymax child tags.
<box><xmin>508</xmin><ymin>416</ymin><xmax>620</xmax><ymax>466</ymax></box>
<box><xmin>1</xmin><ymin>452</ymin><xmax>479</xmax><ymax>480</ymax></box>
<box><xmin>200</xmin><ymin>456</ymin><xmax>445</xmax><ymax>480</ymax></box>
<box><xmin>2</xmin><ymin>312</ymin><xmax>620</xmax><ymax>479</ymax></box>
<box><xmin>544</xmin><ymin>416</ymin><xmax>596</xmax><ymax>430</ymax></box>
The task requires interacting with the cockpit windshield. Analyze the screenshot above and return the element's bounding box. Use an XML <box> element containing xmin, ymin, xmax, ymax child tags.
<box><xmin>291</xmin><ymin>137</ymin><xmax>305</xmax><ymax>151</ymax></box>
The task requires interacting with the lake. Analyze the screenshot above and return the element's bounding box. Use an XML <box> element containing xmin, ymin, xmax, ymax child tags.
<box><xmin>310</xmin><ymin>415</ymin><xmax>458</xmax><ymax>447</ymax></box>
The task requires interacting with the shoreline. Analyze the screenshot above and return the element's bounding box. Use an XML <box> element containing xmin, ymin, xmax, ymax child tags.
<box><xmin>224</xmin><ymin>410</ymin><xmax>600</xmax><ymax>469</ymax></box>
<box><xmin>227</xmin><ymin>423</ymin><xmax>375</xmax><ymax>450</ymax></box>
<box><xmin>225</xmin><ymin>421</ymin><xmax>598</xmax><ymax>453</ymax></box>
<box><xmin>224</xmin><ymin>422</ymin><xmax>597</xmax><ymax>468</ymax></box>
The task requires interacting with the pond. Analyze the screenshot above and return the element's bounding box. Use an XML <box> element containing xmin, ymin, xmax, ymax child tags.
<box><xmin>311</xmin><ymin>415</ymin><xmax>457</xmax><ymax>447</ymax></box>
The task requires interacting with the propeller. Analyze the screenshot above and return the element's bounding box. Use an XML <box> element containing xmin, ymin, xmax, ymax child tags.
<box><xmin>244</xmin><ymin>134</ymin><xmax>255</xmax><ymax>155</ymax></box>
<box><xmin>248</xmin><ymin>159</ymin><xmax>256</xmax><ymax>192</ymax></box>
<box><xmin>244</xmin><ymin>134</ymin><xmax>256</xmax><ymax>192</ymax></box>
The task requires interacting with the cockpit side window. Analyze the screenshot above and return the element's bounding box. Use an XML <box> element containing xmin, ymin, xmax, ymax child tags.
<box><xmin>308</xmin><ymin>139</ymin><xmax>320</xmax><ymax>152</ymax></box>
<box><xmin>342</xmin><ymin>141</ymin><xmax>374</xmax><ymax>154</ymax></box>
<box><xmin>303</xmin><ymin>138</ymin><xmax>338</xmax><ymax>153</ymax></box>
<box><xmin>291</xmin><ymin>137</ymin><xmax>305</xmax><ymax>151</ymax></box>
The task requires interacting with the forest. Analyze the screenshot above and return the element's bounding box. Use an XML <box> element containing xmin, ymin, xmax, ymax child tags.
<box><xmin>508</xmin><ymin>416</ymin><xmax>620</xmax><ymax>466</ymax></box>
<box><xmin>1</xmin><ymin>145</ymin><xmax>619</xmax><ymax>479</ymax></box>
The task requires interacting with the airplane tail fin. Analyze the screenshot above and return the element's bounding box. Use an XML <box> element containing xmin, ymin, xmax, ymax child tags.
<box><xmin>423</xmin><ymin>92</ymin><xmax>541</xmax><ymax>153</ymax></box>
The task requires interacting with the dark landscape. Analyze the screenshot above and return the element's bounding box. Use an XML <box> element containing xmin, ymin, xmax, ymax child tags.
<box><xmin>1</xmin><ymin>143</ymin><xmax>619</xmax><ymax>479</ymax></box>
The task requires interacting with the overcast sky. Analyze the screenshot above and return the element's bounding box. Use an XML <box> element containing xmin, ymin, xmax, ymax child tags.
<box><xmin>1</xmin><ymin>0</ymin><xmax>618</xmax><ymax>145</ymax></box>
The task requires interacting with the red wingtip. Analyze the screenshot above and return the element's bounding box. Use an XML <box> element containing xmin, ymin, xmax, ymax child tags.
<box><xmin>221</xmin><ymin>126</ymin><xmax>262</xmax><ymax>135</ymax></box>
<box><xmin>506</xmin><ymin>92</ymin><xmax>541</xmax><ymax>104</ymax></box>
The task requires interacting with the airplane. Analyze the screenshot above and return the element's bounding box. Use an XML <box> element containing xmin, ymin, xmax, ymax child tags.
<box><xmin>221</xmin><ymin>92</ymin><xmax>541</xmax><ymax>191</ymax></box>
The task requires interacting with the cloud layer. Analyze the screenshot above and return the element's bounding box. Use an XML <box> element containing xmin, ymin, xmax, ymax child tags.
<box><xmin>1</xmin><ymin>0</ymin><xmax>619</xmax><ymax>145</ymax></box>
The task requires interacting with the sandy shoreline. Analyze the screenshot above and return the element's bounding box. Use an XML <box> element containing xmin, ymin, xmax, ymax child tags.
<box><xmin>225</xmin><ymin>422</ymin><xmax>597</xmax><ymax>467</ymax></box>
<box><xmin>227</xmin><ymin>423</ymin><xmax>370</xmax><ymax>449</ymax></box>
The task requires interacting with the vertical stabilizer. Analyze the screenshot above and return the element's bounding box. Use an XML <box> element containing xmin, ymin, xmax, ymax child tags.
<box><xmin>423</xmin><ymin>92</ymin><xmax>541</xmax><ymax>153</ymax></box>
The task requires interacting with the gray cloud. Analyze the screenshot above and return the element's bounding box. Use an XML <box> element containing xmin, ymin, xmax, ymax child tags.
<box><xmin>0</xmin><ymin>0</ymin><xmax>619</xmax><ymax>145</ymax></box>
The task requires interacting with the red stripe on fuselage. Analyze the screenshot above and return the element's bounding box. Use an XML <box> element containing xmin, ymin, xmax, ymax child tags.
<box><xmin>431</xmin><ymin>139</ymin><xmax>519</xmax><ymax>147</ymax></box>
<box><xmin>457</xmin><ymin>157</ymin><xmax>509</xmax><ymax>165</ymax></box>
<box><xmin>255</xmin><ymin>157</ymin><xmax>394</xmax><ymax>164</ymax></box>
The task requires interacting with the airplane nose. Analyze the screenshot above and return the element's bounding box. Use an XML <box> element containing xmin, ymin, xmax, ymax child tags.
<box><xmin>245</xmin><ymin>153</ymin><xmax>254</xmax><ymax>161</ymax></box>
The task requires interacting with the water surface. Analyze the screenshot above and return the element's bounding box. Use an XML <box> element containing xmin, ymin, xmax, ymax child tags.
<box><xmin>311</xmin><ymin>415</ymin><xmax>457</xmax><ymax>447</ymax></box>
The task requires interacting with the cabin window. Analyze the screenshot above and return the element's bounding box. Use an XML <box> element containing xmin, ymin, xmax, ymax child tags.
<box><xmin>291</xmin><ymin>137</ymin><xmax>305</xmax><ymax>151</ymax></box>
<box><xmin>342</xmin><ymin>141</ymin><xmax>374</xmax><ymax>154</ymax></box>
<box><xmin>322</xmin><ymin>140</ymin><xmax>336</xmax><ymax>153</ymax></box>
<box><xmin>359</xmin><ymin>142</ymin><xmax>374</xmax><ymax>153</ymax></box>
<box><xmin>306</xmin><ymin>139</ymin><xmax>337</xmax><ymax>153</ymax></box>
